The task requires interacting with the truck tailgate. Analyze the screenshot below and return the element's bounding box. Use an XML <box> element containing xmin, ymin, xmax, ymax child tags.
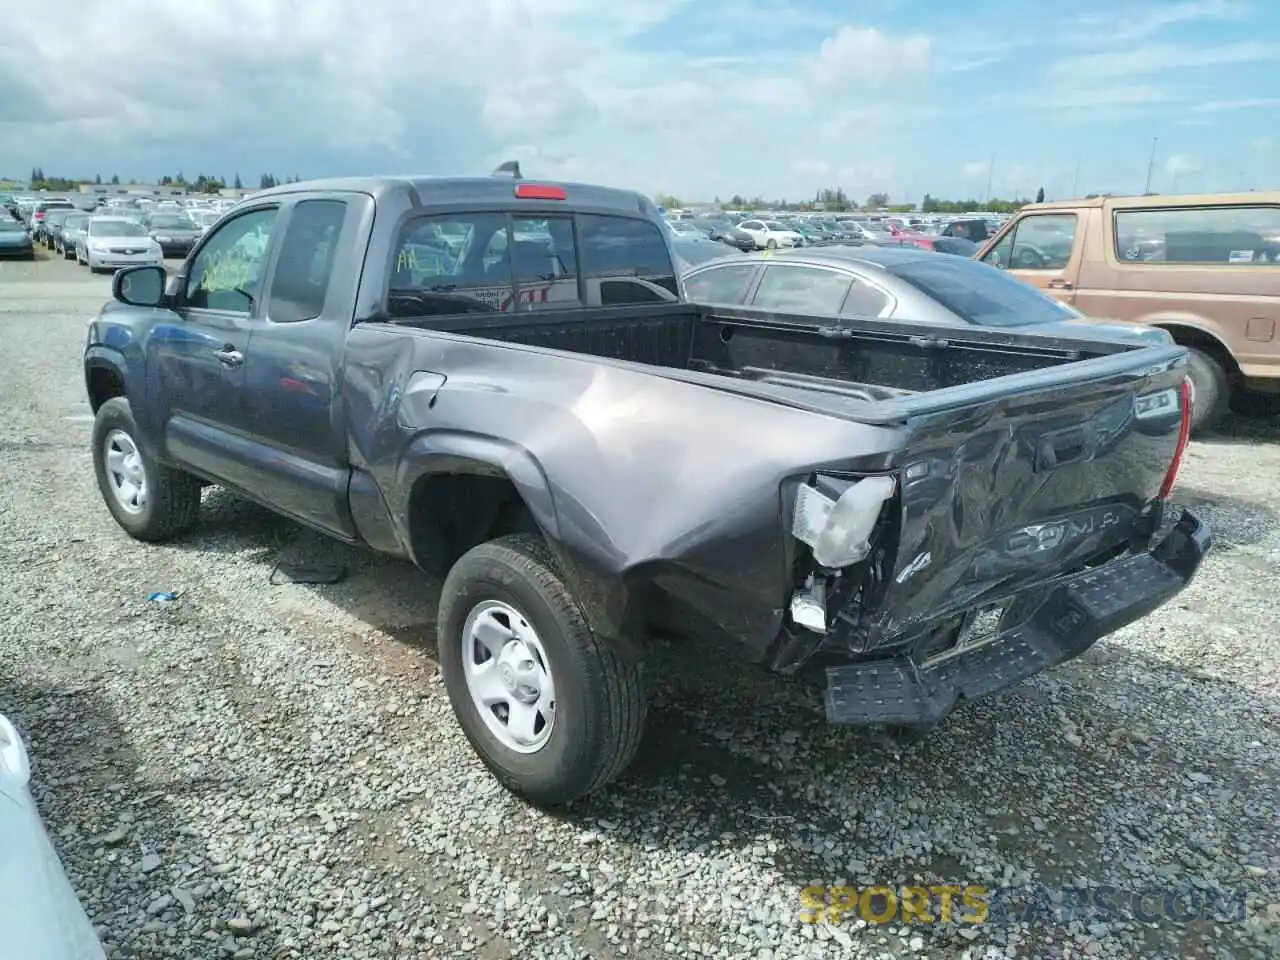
<box><xmin>854</xmin><ymin>348</ymin><xmax>1190</xmax><ymax>648</ymax></box>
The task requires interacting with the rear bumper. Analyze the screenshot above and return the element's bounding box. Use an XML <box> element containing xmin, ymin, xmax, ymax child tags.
<box><xmin>823</xmin><ymin>508</ymin><xmax>1211</xmax><ymax>725</ymax></box>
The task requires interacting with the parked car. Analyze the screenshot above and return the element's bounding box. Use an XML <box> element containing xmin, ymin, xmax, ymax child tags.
<box><xmin>691</xmin><ymin>218</ymin><xmax>755</xmax><ymax>251</ymax></box>
<box><xmin>665</xmin><ymin>219</ymin><xmax>708</xmax><ymax>241</ymax></box>
<box><xmin>681</xmin><ymin>246</ymin><xmax>1171</xmax><ymax>345</ymax></box>
<box><xmin>189</xmin><ymin>209</ymin><xmax>222</xmax><ymax>234</ymax></box>
<box><xmin>878</xmin><ymin>235</ymin><xmax>981</xmax><ymax>256</ymax></box>
<box><xmin>31</xmin><ymin>199</ymin><xmax>76</xmax><ymax>242</ymax></box>
<box><xmin>977</xmin><ymin>191</ymin><xmax>1280</xmax><ymax>432</ymax></box>
<box><xmin>939</xmin><ymin>218</ymin><xmax>999</xmax><ymax>242</ymax></box>
<box><xmin>41</xmin><ymin>209</ymin><xmax>74</xmax><ymax>250</ymax></box>
<box><xmin>76</xmin><ymin>217</ymin><xmax>164</xmax><ymax>272</ymax></box>
<box><xmin>0</xmin><ymin>217</ymin><xmax>35</xmax><ymax>259</ymax></box>
<box><xmin>840</xmin><ymin>219</ymin><xmax>895</xmax><ymax>242</ymax></box>
<box><xmin>85</xmin><ymin>172</ymin><xmax>1207</xmax><ymax>807</ymax></box>
<box><xmin>671</xmin><ymin>237</ymin><xmax>745</xmax><ymax>269</ymax></box>
<box><xmin>56</xmin><ymin>212</ymin><xmax>92</xmax><ymax>259</ymax></box>
<box><xmin>0</xmin><ymin>712</ymin><xmax>108</xmax><ymax>958</ymax></box>
<box><xmin>143</xmin><ymin>211</ymin><xmax>203</xmax><ymax>258</ymax></box>
<box><xmin>736</xmin><ymin>218</ymin><xmax>804</xmax><ymax>249</ymax></box>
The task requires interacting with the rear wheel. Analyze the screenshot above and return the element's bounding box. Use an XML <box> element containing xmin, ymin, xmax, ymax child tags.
<box><xmin>766</xmin><ymin>238</ymin><xmax>777</xmax><ymax>250</ymax></box>
<box><xmin>438</xmin><ymin>534</ymin><xmax>646</xmax><ymax>807</ymax></box>
<box><xmin>1185</xmin><ymin>348</ymin><xmax>1229</xmax><ymax>435</ymax></box>
<box><xmin>92</xmin><ymin>397</ymin><xmax>202</xmax><ymax>542</ymax></box>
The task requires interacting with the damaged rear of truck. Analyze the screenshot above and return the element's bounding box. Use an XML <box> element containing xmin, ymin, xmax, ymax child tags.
<box><xmin>361</xmin><ymin>306</ymin><xmax>1208</xmax><ymax>756</ymax></box>
<box><xmin>87</xmin><ymin>173</ymin><xmax>1210</xmax><ymax>807</ymax></box>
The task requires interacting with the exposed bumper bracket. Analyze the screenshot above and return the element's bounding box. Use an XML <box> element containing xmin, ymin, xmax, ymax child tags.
<box><xmin>823</xmin><ymin>509</ymin><xmax>1211</xmax><ymax>725</ymax></box>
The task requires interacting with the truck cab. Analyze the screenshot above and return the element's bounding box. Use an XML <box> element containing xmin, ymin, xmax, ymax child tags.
<box><xmin>977</xmin><ymin>192</ymin><xmax>1280</xmax><ymax>432</ymax></box>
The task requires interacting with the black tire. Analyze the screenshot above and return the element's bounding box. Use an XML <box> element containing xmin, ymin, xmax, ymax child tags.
<box><xmin>92</xmin><ymin>397</ymin><xmax>202</xmax><ymax>542</ymax></box>
<box><xmin>1229</xmin><ymin>387</ymin><xmax>1280</xmax><ymax>420</ymax></box>
<box><xmin>438</xmin><ymin>533</ymin><xmax>646</xmax><ymax>807</ymax></box>
<box><xmin>1186</xmin><ymin>347</ymin><xmax>1229</xmax><ymax>435</ymax></box>
<box><xmin>766</xmin><ymin>238</ymin><xmax>777</xmax><ymax>250</ymax></box>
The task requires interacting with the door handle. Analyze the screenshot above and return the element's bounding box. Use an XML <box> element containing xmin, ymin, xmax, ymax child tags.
<box><xmin>1047</xmin><ymin>279</ymin><xmax>1074</xmax><ymax>290</ymax></box>
<box><xmin>214</xmin><ymin>345</ymin><xmax>243</xmax><ymax>367</ymax></box>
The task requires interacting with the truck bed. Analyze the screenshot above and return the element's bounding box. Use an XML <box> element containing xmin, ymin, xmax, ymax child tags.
<box><xmin>419</xmin><ymin>302</ymin><xmax>1124</xmax><ymax>405</ymax></box>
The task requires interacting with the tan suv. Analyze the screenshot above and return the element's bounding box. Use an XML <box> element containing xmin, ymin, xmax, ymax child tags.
<box><xmin>976</xmin><ymin>192</ymin><xmax>1280</xmax><ymax>432</ymax></box>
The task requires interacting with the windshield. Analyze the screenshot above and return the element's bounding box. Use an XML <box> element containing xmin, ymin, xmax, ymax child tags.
<box><xmin>149</xmin><ymin>215</ymin><xmax>195</xmax><ymax>229</ymax></box>
<box><xmin>89</xmin><ymin>219</ymin><xmax>148</xmax><ymax>237</ymax></box>
<box><xmin>887</xmin><ymin>257</ymin><xmax>1077</xmax><ymax>328</ymax></box>
<box><xmin>63</xmin><ymin>214</ymin><xmax>89</xmax><ymax>229</ymax></box>
<box><xmin>0</xmin><ymin>219</ymin><xmax>25</xmax><ymax>232</ymax></box>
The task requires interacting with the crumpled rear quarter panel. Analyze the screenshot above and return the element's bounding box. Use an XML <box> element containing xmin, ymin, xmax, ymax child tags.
<box><xmin>342</xmin><ymin>324</ymin><xmax>907</xmax><ymax>658</ymax></box>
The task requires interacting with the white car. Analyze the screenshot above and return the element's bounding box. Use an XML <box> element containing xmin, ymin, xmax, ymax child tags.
<box><xmin>0</xmin><ymin>712</ymin><xmax>107</xmax><ymax>959</ymax></box>
<box><xmin>735</xmin><ymin>219</ymin><xmax>804</xmax><ymax>250</ymax></box>
<box><xmin>76</xmin><ymin>218</ymin><xmax>163</xmax><ymax>273</ymax></box>
<box><xmin>189</xmin><ymin>209</ymin><xmax>222</xmax><ymax>234</ymax></box>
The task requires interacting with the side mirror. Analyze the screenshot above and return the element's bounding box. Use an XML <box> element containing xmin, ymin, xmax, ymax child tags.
<box><xmin>112</xmin><ymin>265</ymin><xmax>167</xmax><ymax>307</ymax></box>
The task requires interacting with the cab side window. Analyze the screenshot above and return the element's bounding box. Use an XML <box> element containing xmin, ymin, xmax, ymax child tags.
<box><xmin>1115</xmin><ymin>206</ymin><xmax>1280</xmax><ymax>264</ymax></box>
<box><xmin>185</xmin><ymin>208</ymin><xmax>279</xmax><ymax>312</ymax></box>
<box><xmin>266</xmin><ymin>200</ymin><xmax>348</xmax><ymax>323</ymax></box>
<box><xmin>1000</xmin><ymin>214</ymin><xmax>1078</xmax><ymax>270</ymax></box>
<box><xmin>578</xmin><ymin>214</ymin><xmax>679</xmax><ymax>306</ymax></box>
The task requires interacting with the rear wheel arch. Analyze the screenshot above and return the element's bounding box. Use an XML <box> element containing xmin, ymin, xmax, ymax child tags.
<box><xmin>1150</xmin><ymin>322</ymin><xmax>1239</xmax><ymax>377</ymax></box>
<box><xmin>1150</xmin><ymin>323</ymin><xmax>1234</xmax><ymax>433</ymax></box>
<box><xmin>401</xmin><ymin>439</ymin><xmax>560</xmax><ymax>578</ymax></box>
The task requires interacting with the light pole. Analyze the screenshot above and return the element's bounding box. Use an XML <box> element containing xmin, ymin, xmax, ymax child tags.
<box><xmin>1071</xmin><ymin>159</ymin><xmax>1080</xmax><ymax>196</ymax></box>
<box><xmin>1143</xmin><ymin>137</ymin><xmax>1158</xmax><ymax>194</ymax></box>
<box><xmin>985</xmin><ymin>153</ymin><xmax>995</xmax><ymax>205</ymax></box>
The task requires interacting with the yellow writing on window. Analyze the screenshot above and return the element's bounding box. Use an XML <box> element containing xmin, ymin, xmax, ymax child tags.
<box><xmin>397</xmin><ymin>247</ymin><xmax>418</xmax><ymax>272</ymax></box>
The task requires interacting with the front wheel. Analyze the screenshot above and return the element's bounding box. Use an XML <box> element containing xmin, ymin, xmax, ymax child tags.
<box><xmin>92</xmin><ymin>397</ymin><xmax>202</xmax><ymax>542</ymax></box>
<box><xmin>438</xmin><ymin>534</ymin><xmax>647</xmax><ymax>807</ymax></box>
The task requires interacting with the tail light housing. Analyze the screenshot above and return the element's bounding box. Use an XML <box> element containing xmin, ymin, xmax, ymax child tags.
<box><xmin>1158</xmin><ymin>377</ymin><xmax>1192</xmax><ymax>499</ymax></box>
<box><xmin>514</xmin><ymin>183</ymin><xmax>566</xmax><ymax>201</ymax></box>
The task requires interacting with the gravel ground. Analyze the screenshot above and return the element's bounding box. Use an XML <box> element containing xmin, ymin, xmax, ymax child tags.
<box><xmin>1</xmin><ymin>252</ymin><xmax>1278</xmax><ymax>960</ymax></box>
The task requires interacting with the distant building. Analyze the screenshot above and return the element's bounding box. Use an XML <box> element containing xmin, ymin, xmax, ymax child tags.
<box><xmin>217</xmin><ymin>187</ymin><xmax>255</xmax><ymax>200</ymax></box>
<box><xmin>79</xmin><ymin>183</ymin><xmax>189</xmax><ymax>197</ymax></box>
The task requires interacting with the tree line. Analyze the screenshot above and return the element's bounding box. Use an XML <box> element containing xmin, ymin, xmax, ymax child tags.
<box><xmin>656</xmin><ymin>185</ymin><xmax>1050</xmax><ymax>214</ymax></box>
<box><xmin>24</xmin><ymin>168</ymin><xmax>303</xmax><ymax>193</ymax></box>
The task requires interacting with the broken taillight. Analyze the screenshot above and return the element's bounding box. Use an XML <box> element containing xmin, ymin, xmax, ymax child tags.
<box><xmin>1158</xmin><ymin>377</ymin><xmax>1192</xmax><ymax>499</ymax></box>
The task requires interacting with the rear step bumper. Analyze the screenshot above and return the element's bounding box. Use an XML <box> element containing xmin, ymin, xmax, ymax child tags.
<box><xmin>823</xmin><ymin>508</ymin><xmax>1211</xmax><ymax>726</ymax></box>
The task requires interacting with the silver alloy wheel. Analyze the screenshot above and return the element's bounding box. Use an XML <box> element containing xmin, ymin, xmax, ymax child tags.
<box><xmin>103</xmin><ymin>429</ymin><xmax>148</xmax><ymax>514</ymax></box>
<box><xmin>461</xmin><ymin>599</ymin><xmax>556</xmax><ymax>753</ymax></box>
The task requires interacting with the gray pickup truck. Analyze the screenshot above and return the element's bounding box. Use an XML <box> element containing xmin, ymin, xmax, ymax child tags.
<box><xmin>83</xmin><ymin>169</ymin><xmax>1210</xmax><ymax>806</ymax></box>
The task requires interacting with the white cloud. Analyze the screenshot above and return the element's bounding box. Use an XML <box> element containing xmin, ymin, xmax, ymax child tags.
<box><xmin>1051</xmin><ymin>40</ymin><xmax>1279</xmax><ymax>79</ymax></box>
<box><xmin>1195</xmin><ymin>97</ymin><xmax>1280</xmax><ymax>112</ymax></box>
<box><xmin>792</xmin><ymin>160</ymin><xmax>833</xmax><ymax>180</ymax></box>
<box><xmin>0</xmin><ymin>0</ymin><xmax>1263</xmax><ymax>202</ymax></box>
<box><xmin>1064</xmin><ymin>0</ymin><xmax>1247</xmax><ymax>44</ymax></box>
<box><xmin>961</xmin><ymin>161</ymin><xmax>991</xmax><ymax>179</ymax></box>
<box><xmin>1165</xmin><ymin>154</ymin><xmax>1203</xmax><ymax>177</ymax></box>
<box><xmin>0</xmin><ymin>1</ymin><xmax>952</xmax><ymax>200</ymax></box>
<box><xmin>810</xmin><ymin>26</ymin><xmax>932</xmax><ymax>89</ymax></box>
